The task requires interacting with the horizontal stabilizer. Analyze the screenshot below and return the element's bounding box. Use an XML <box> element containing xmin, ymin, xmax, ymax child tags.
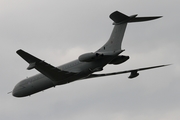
<box><xmin>110</xmin><ymin>11</ymin><xmax>129</xmax><ymax>23</ymax></box>
<box><xmin>110</xmin><ymin>11</ymin><xmax>162</xmax><ymax>24</ymax></box>
<box><xmin>128</xmin><ymin>16</ymin><xmax>162</xmax><ymax>23</ymax></box>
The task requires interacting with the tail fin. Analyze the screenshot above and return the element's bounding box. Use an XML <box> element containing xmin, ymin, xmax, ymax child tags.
<box><xmin>109</xmin><ymin>11</ymin><xmax>130</xmax><ymax>23</ymax></box>
<box><xmin>110</xmin><ymin>11</ymin><xmax>162</xmax><ymax>24</ymax></box>
<box><xmin>97</xmin><ymin>11</ymin><xmax>162</xmax><ymax>53</ymax></box>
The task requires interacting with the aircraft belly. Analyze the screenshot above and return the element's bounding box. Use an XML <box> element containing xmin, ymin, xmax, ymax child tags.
<box><xmin>62</xmin><ymin>57</ymin><xmax>113</xmax><ymax>73</ymax></box>
<box><xmin>13</xmin><ymin>75</ymin><xmax>55</xmax><ymax>97</ymax></box>
<box><xmin>30</xmin><ymin>76</ymin><xmax>54</xmax><ymax>93</ymax></box>
<box><xmin>57</xmin><ymin>58</ymin><xmax>114</xmax><ymax>84</ymax></box>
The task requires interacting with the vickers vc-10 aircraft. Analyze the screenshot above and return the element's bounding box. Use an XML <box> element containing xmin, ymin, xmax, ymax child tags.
<box><xmin>12</xmin><ymin>11</ymin><xmax>169</xmax><ymax>97</ymax></box>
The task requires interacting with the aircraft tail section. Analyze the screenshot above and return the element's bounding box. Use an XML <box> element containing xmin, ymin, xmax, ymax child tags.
<box><xmin>110</xmin><ymin>11</ymin><xmax>162</xmax><ymax>24</ymax></box>
<box><xmin>97</xmin><ymin>11</ymin><xmax>162</xmax><ymax>53</ymax></box>
<box><xmin>109</xmin><ymin>11</ymin><xmax>130</xmax><ymax>23</ymax></box>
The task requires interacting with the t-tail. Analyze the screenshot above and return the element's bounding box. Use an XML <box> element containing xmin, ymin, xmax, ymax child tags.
<box><xmin>97</xmin><ymin>11</ymin><xmax>162</xmax><ymax>53</ymax></box>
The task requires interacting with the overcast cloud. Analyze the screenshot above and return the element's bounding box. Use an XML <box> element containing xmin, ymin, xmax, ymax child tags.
<box><xmin>0</xmin><ymin>0</ymin><xmax>180</xmax><ymax>120</ymax></box>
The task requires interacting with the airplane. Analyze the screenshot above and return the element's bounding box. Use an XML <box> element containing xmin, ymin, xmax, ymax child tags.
<box><xmin>12</xmin><ymin>11</ymin><xmax>169</xmax><ymax>97</ymax></box>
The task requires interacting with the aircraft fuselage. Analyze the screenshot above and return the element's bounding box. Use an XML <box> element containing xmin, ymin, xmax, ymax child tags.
<box><xmin>12</xmin><ymin>11</ymin><xmax>167</xmax><ymax>98</ymax></box>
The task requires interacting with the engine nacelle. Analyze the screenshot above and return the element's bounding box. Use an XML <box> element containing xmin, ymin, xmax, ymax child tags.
<box><xmin>128</xmin><ymin>71</ymin><xmax>139</xmax><ymax>79</ymax></box>
<box><xmin>78</xmin><ymin>52</ymin><xmax>102</xmax><ymax>62</ymax></box>
<box><xmin>109</xmin><ymin>55</ymin><xmax>129</xmax><ymax>65</ymax></box>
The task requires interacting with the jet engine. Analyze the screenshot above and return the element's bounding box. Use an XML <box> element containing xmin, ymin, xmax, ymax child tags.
<box><xmin>109</xmin><ymin>55</ymin><xmax>129</xmax><ymax>65</ymax></box>
<box><xmin>78</xmin><ymin>52</ymin><xmax>103</xmax><ymax>62</ymax></box>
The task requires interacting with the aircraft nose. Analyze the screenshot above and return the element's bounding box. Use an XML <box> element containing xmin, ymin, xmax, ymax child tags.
<box><xmin>12</xmin><ymin>89</ymin><xmax>18</xmax><ymax>97</ymax></box>
<box><xmin>12</xmin><ymin>79</ymin><xmax>34</xmax><ymax>97</ymax></box>
<box><xmin>12</xmin><ymin>84</ymin><xmax>21</xmax><ymax>97</ymax></box>
<box><xmin>12</xmin><ymin>82</ymin><xmax>25</xmax><ymax>97</ymax></box>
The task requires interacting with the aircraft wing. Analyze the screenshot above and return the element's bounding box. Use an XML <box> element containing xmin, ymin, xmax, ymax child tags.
<box><xmin>16</xmin><ymin>49</ymin><xmax>76</xmax><ymax>82</ymax></box>
<box><xmin>86</xmin><ymin>64</ymin><xmax>170</xmax><ymax>79</ymax></box>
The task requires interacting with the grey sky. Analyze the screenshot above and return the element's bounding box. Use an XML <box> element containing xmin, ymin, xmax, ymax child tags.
<box><xmin>1</xmin><ymin>0</ymin><xmax>180</xmax><ymax>120</ymax></box>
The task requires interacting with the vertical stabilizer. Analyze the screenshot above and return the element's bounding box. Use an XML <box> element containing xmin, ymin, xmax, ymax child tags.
<box><xmin>97</xmin><ymin>11</ymin><xmax>128</xmax><ymax>53</ymax></box>
<box><xmin>97</xmin><ymin>11</ymin><xmax>162</xmax><ymax>53</ymax></box>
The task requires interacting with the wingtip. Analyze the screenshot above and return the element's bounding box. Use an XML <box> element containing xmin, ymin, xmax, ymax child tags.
<box><xmin>16</xmin><ymin>49</ymin><xmax>21</xmax><ymax>52</ymax></box>
<box><xmin>164</xmin><ymin>64</ymin><xmax>172</xmax><ymax>66</ymax></box>
<box><xmin>16</xmin><ymin>49</ymin><xmax>23</xmax><ymax>54</ymax></box>
<box><xmin>157</xmin><ymin>64</ymin><xmax>172</xmax><ymax>67</ymax></box>
<box><xmin>156</xmin><ymin>16</ymin><xmax>163</xmax><ymax>19</ymax></box>
<box><xmin>156</xmin><ymin>64</ymin><xmax>172</xmax><ymax>68</ymax></box>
